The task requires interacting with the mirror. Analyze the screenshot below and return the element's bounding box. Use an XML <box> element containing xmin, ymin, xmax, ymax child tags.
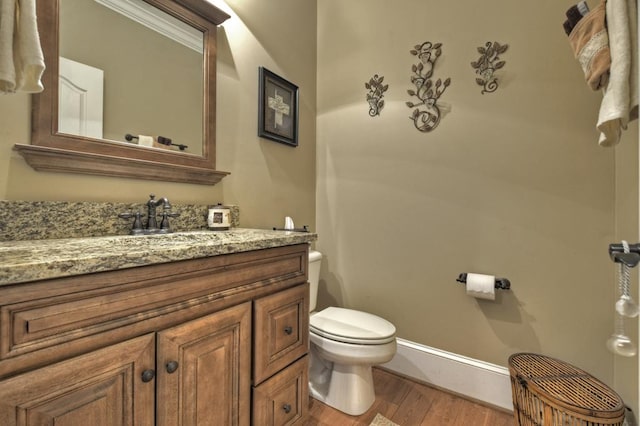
<box><xmin>14</xmin><ymin>0</ymin><xmax>230</xmax><ymax>185</ymax></box>
<box><xmin>59</xmin><ymin>0</ymin><xmax>205</xmax><ymax>155</ymax></box>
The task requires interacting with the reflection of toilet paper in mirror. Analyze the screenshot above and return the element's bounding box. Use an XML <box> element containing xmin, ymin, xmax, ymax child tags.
<box><xmin>466</xmin><ymin>273</ymin><xmax>495</xmax><ymax>300</ymax></box>
<box><xmin>138</xmin><ymin>135</ymin><xmax>154</xmax><ymax>147</ymax></box>
<box><xmin>284</xmin><ymin>216</ymin><xmax>294</xmax><ymax>230</ymax></box>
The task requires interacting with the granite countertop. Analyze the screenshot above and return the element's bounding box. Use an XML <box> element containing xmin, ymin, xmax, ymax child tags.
<box><xmin>0</xmin><ymin>228</ymin><xmax>317</xmax><ymax>286</ymax></box>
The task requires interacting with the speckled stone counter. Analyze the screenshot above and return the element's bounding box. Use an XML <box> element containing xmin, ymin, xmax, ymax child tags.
<box><xmin>0</xmin><ymin>229</ymin><xmax>317</xmax><ymax>286</ymax></box>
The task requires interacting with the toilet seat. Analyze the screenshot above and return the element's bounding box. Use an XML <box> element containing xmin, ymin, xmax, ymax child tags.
<box><xmin>310</xmin><ymin>307</ymin><xmax>396</xmax><ymax>345</ymax></box>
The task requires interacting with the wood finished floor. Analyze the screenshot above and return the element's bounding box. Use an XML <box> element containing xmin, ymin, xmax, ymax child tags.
<box><xmin>303</xmin><ymin>368</ymin><xmax>515</xmax><ymax>426</ymax></box>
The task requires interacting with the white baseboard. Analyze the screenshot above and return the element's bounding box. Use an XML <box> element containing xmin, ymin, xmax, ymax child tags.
<box><xmin>381</xmin><ymin>338</ymin><xmax>514</xmax><ymax>411</ymax></box>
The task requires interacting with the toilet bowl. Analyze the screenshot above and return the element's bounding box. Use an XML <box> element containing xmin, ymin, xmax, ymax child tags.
<box><xmin>307</xmin><ymin>250</ymin><xmax>397</xmax><ymax>416</ymax></box>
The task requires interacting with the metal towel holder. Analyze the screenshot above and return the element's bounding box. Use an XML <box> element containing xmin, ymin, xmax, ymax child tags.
<box><xmin>608</xmin><ymin>243</ymin><xmax>640</xmax><ymax>268</ymax></box>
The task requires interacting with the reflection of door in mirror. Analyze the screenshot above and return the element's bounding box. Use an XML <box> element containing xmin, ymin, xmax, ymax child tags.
<box><xmin>58</xmin><ymin>0</ymin><xmax>204</xmax><ymax>156</ymax></box>
<box><xmin>58</xmin><ymin>57</ymin><xmax>104</xmax><ymax>139</ymax></box>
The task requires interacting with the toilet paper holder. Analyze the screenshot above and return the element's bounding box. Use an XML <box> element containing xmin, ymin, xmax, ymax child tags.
<box><xmin>456</xmin><ymin>273</ymin><xmax>511</xmax><ymax>290</ymax></box>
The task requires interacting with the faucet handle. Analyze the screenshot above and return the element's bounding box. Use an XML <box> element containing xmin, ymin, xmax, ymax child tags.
<box><xmin>118</xmin><ymin>211</ymin><xmax>144</xmax><ymax>235</ymax></box>
<box><xmin>159</xmin><ymin>211</ymin><xmax>180</xmax><ymax>233</ymax></box>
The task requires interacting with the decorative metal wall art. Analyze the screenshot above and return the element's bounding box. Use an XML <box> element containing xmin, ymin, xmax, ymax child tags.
<box><xmin>471</xmin><ymin>41</ymin><xmax>509</xmax><ymax>94</ymax></box>
<box><xmin>365</xmin><ymin>74</ymin><xmax>388</xmax><ymax>117</ymax></box>
<box><xmin>406</xmin><ymin>41</ymin><xmax>451</xmax><ymax>133</ymax></box>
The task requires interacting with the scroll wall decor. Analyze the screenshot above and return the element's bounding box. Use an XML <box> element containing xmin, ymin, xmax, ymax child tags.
<box><xmin>365</xmin><ymin>74</ymin><xmax>388</xmax><ymax>117</ymax></box>
<box><xmin>406</xmin><ymin>41</ymin><xmax>451</xmax><ymax>133</ymax></box>
<box><xmin>471</xmin><ymin>41</ymin><xmax>509</xmax><ymax>94</ymax></box>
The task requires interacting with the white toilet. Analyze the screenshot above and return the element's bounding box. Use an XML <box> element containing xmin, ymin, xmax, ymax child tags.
<box><xmin>307</xmin><ymin>250</ymin><xmax>397</xmax><ymax>416</ymax></box>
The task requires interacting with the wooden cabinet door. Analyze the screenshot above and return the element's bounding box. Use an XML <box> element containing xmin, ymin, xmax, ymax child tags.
<box><xmin>0</xmin><ymin>334</ymin><xmax>155</xmax><ymax>426</ymax></box>
<box><xmin>157</xmin><ymin>302</ymin><xmax>252</xmax><ymax>426</ymax></box>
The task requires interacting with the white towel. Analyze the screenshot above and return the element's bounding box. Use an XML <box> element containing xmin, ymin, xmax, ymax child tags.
<box><xmin>14</xmin><ymin>0</ymin><xmax>44</xmax><ymax>92</ymax></box>
<box><xmin>597</xmin><ymin>0</ymin><xmax>639</xmax><ymax>147</ymax></box>
<box><xmin>0</xmin><ymin>0</ymin><xmax>44</xmax><ymax>94</ymax></box>
<box><xmin>0</xmin><ymin>0</ymin><xmax>16</xmax><ymax>92</ymax></box>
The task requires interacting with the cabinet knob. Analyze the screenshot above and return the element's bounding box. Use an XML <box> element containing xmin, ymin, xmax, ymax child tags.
<box><xmin>141</xmin><ymin>369</ymin><xmax>155</xmax><ymax>383</ymax></box>
<box><xmin>166</xmin><ymin>360</ymin><xmax>179</xmax><ymax>374</ymax></box>
<box><xmin>282</xmin><ymin>403</ymin><xmax>292</xmax><ymax>414</ymax></box>
<box><xmin>283</xmin><ymin>326</ymin><xmax>293</xmax><ymax>335</ymax></box>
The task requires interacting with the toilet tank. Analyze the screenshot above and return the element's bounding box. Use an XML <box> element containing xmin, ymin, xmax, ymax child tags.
<box><xmin>308</xmin><ymin>250</ymin><xmax>322</xmax><ymax>312</ymax></box>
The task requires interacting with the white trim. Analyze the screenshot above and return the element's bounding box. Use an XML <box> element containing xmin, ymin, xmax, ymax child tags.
<box><xmin>94</xmin><ymin>0</ymin><xmax>203</xmax><ymax>52</ymax></box>
<box><xmin>381</xmin><ymin>338</ymin><xmax>514</xmax><ymax>411</ymax></box>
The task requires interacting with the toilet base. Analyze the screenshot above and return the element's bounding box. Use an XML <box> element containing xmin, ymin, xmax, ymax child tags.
<box><xmin>309</xmin><ymin>361</ymin><xmax>376</xmax><ymax>416</ymax></box>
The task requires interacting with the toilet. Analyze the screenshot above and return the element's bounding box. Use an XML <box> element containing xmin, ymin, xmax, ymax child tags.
<box><xmin>307</xmin><ymin>250</ymin><xmax>397</xmax><ymax>416</ymax></box>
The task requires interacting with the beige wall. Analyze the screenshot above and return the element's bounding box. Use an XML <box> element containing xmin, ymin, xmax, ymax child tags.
<box><xmin>0</xmin><ymin>0</ymin><xmax>317</xmax><ymax>231</ymax></box>
<box><xmin>316</xmin><ymin>0</ymin><xmax>634</xmax><ymax>406</ymax></box>
<box><xmin>614</xmin><ymin>128</ymin><xmax>639</xmax><ymax>411</ymax></box>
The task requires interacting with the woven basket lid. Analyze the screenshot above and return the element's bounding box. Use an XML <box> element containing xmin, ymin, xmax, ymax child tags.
<box><xmin>509</xmin><ymin>353</ymin><xmax>624</xmax><ymax>419</ymax></box>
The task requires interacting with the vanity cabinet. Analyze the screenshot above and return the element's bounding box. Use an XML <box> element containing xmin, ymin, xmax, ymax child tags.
<box><xmin>0</xmin><ymin>244</ymin><xmax>310</xmax><ymax>425</ymax></box>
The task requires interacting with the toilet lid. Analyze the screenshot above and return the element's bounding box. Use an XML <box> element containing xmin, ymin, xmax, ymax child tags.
<box><xmin>310</xmin><ymin>307</ymin><xmax>396</xmax><ymax>345</ymax></box>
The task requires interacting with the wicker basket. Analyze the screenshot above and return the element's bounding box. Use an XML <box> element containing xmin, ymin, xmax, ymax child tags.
<box><xmin>508</xmin><ymin>353</ymin><xmax>625</xmax><ymax>426</ymax></box>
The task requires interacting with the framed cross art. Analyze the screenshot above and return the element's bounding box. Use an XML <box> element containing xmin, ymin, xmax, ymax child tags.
<box><xmin>258</xmin><ymin>67</ymin><xmax>299</xmax><ymax>147</ymax></box>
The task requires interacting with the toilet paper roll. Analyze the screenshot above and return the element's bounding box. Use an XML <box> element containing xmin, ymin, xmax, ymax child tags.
<box><xmin>466</xmin><ymin>273</ymin><xmax>496</xmax><ymax>300</ymax></box>
<box><xmin>138</xmin><ymin>135</ymin><xmax>154</xmax><ymax>147</ymax></box>
<box><xmin>284</xmin><ymin>216</ymin><xmax>294</xmax><ymax>230</ymax></box>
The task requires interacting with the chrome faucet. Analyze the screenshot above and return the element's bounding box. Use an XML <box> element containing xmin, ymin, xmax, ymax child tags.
<box><xmin>146</xmin><ymin>194</ymin><xmax>171</xmax><ymax>232</ymax></box>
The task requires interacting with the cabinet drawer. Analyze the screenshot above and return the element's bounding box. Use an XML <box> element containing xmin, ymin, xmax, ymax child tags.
<box><xmin>252</xmin><ymin>355</ymin><xmax>309</xmax><ymax>426</ymax></box>
<box><xmin>253</xmin><ymin>283</ymin><xmax>309</xmax><ymax>384</ymax></box>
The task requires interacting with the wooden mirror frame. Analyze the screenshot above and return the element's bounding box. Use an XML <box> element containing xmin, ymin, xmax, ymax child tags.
<box><xmin>14</xmin><ymin>0</ymin><xmax>230</xmax><ymax>185</ymax></box>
